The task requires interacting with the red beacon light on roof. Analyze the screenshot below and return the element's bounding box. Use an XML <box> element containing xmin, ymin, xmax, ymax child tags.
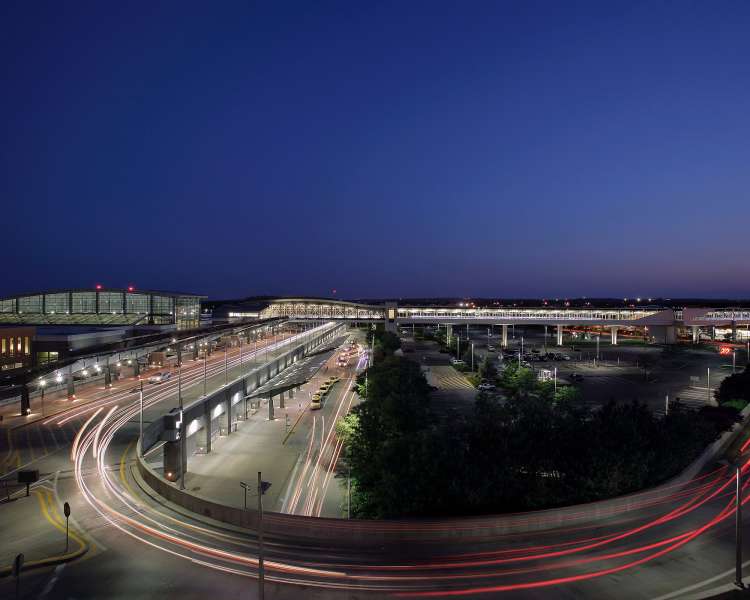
<box><xmin>95</xmin><ymin>283</ymin><xmax>103</xmax><ymax>290</ymax></box>
<box><xmin>127</xmin><ymin>285</ymin><xmax>135</xmax><ymax>292</ymax></box>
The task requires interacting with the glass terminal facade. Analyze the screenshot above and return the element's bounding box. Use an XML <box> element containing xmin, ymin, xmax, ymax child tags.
<box><xmin>0</xmin><ymin>289</ymin><xmax>203</xmax><ymax>329</ymax></box>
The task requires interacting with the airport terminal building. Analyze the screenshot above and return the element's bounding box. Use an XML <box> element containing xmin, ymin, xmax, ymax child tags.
<box><xmin>0</xmin><ymin>288</ymin><xmax>204</xmax><ymax>368</ymax></box>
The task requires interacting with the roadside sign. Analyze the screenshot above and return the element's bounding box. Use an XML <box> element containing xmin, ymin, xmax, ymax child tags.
<box><xmin>690</xmin><ymin>376</ymin><xmax>700</xmax><ymax>384</ymax></box>
<box><xmin>719</xmin><ymin>346</ymin><xmax>732</xmax><ymax>356</ymax></box>
<box><xmin>64</xmin><ymin>502</ymin><xmax>71</xmax><ymax>518</ymax></box>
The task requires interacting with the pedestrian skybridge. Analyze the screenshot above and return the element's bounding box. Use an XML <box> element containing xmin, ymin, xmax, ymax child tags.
<box><xmin>260</xmin><ymin>299</ymin><xmax>675</xmax><ymax>326</ymax></box>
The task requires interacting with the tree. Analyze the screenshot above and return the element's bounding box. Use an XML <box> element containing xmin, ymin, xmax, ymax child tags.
<box><xmin>554</xmin><ymin>385</ymin><xmax>580</xmax><ymax>406</ymax></box>
<box><xmin>348</xmin><ymin>357</ymin><xmax>435</xmax><ymax>517</ymax></box>
<box><xmin>478</xmin><ymin>356</ymin><xmax>498</xmax><ymax>382</ymax></box>
<box><xmin>714</xmin><ymin>367</ymin><xmax>750</xmax><ymax>409</ymax></box>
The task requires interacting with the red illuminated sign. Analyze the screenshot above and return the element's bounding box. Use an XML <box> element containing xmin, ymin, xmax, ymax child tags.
<box><xmin>719</xmin><ymin>346</ymin><xmax>732</xmax><ymax>356</ymax></box>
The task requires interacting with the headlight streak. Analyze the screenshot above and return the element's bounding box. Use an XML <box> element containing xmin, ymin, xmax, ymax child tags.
<box><xmin>52</xmin><ymin>324</ymin><xmax>334</xmax><ymax>427</ymax></box>
<box><xmin>68</xmin><ymin>328</ymin><xmax>750</xmax><ymax>596</ymax></box>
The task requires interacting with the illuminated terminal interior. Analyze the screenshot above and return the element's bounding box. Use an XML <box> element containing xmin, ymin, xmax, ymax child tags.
<box><xmin>0</xmin><ymin>288</ymin><xmax>204</xmax><ymax>330</ymax></box>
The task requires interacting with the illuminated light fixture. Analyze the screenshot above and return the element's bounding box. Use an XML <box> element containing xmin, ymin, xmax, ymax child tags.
<box><xmin>95</xmin><ymin>284</ymin><xmax>103</xmax><ymax>290</ymax></box>
<box><xmin>55</xmin><ymin>373</ymin><xmax>63</xmax><ymax>383</ymax></box>
<box><xmin>82</xmin><ymin>369</ymin><xmax>89</xmax><ymax>376</ymax></box>
<box><xmin>127</xmin><ymin>285</ymin><xmax>135</xmax><ymax>292</ymax></box>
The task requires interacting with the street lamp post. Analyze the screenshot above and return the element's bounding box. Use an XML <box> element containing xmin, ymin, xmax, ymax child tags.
<box><xmin>139</xmin><ymin>377</ymin><xmax>144</xmax><ymax>444</ymax></box>
<box><xmin>179</xmin><ymin>359</ymin><xmax>185</xmax><ymax>491</ymax></box>
<box><xmin>257</xmin><ymin>471</ymin><xmax>265</xmax><ymax>600</ymax></box>
<box><xmin>596</xmin><ymin>334</ymin><xmax>600</xmax><ymax>364</ymax></box>
<box><xmin>733</xmin><ymin>349</ymin><xmax>737</xmax><ymax>374</ymax></box>
<box><xmin>471</xmin><ymin>342</ymin><xmax>474</xmax><ymax>372</ymax></box>
<box><xmin>735</xmin><ymin>465</ymin><xmax>744</xmax><ymax>589</ymax></box>
<box><xmin>224</xmin><ymin>344</ymin><xmax>228</xmax><ymax>386</ymax></box>
<box><xmin>553</xmin><ymin>367</ymin><xmax>557</xmax><ymax>394</ymax></box>
<box><xmin>707</xmin><ymin>367</ymin><xmax>711</xmax><ymax>405</ymax></box>
<box><xmin>39</xmin><ymin>379</ymin><xmax>46</xmax><ymax>417</ymax></box>
<box><xmin>203</xmin><ymin>345</ymin><xmax>207</xmax><ymax>397</ymax></box>
<box><xmin>240</xmin><ymin>481</ymin><xmax>249</xmax><ymax>510</ymax></box>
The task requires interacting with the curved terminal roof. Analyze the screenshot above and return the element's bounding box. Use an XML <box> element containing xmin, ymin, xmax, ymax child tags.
<box><xmin>0</xmin><ymin>288</ymin><xmax>204</xmax><ymax>327</ymax></box>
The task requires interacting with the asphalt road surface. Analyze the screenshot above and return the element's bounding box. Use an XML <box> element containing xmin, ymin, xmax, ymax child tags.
<box><xmin>2</xmin><ymin>324</ymin><xmax>750</xmax><ymax>599</ymax></box>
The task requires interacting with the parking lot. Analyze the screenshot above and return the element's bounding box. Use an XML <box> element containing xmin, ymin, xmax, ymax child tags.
<box><xmin>400</xmin><ymin>325</ymin><xmax>744</xmax><ymax>415</ymax></box>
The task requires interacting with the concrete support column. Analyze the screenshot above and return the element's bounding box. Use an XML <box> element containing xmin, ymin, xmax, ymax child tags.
<box><xmin>268</xmin><ymin>396</ymin><xmax>275</xmax><ymax>421</ymax></box>
<box><xmin>279</xmin><ymin>390</ymin><xmax>285</xmax><ymax>410</ymax></box>
<box><xmin>447</xmin><ymin>325</ymin><xmax>453</xmax><ymax>344</ymax></box>
<box><xmin>556</xmin><ymin>325</ymin><xmax>563</xmax><ymax>346</ymax></box>
<box><xmin>67</xmin><ymin>368</ymin><xmax>76</xmax><ymax>400</ymax></box>
<box><xmin>502</xmin><ymin>325</ymin><xmax>508</xmax><ymax>348</ymax></box>
<box><xmin>163</xmin><ymin>441</ymin><xmax>181</xmax><ymax>481</ymax></box>
<box><xmin>20</xmin><ymin>385</ymin><xmax>30</xmax><ymax>415</ymax></box>
<box><xmin>732</xmin><ymin>321</ymin><xmax>737</xmax><ymax>341</ymax></box>
<box><xmin>692</xmin><ymin>326</ymin><xmax>700</xmax><ymax>344</ymax></box>
<box><xmin>192</xmin><ymin>344</ymin><xmax>199</xmax><ymax>360</ymax></box>
<box><xmin>203</xmin><ymin>403</ymin><xmax>212</xmax><ymax>453</ymax></box>
<box><xmin>610</xmin><ymin>326</ymin><xmax>618</xmax><ymax>345</ymax></box>
<box><xmin>224</xmin><ymin>392</ymin><xmax>231</xmax><ymax>434</ymax></box>
<box><xmin>133</xmin><ymin>360</ymin><xmax>140</xmax><ymax>376</ymax></box>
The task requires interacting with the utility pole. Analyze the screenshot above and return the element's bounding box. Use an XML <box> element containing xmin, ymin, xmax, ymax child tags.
<box><xmin>203</xmin><ymin>345</ymin><xmax>207</xmax><ymax>397</ymax></box>
<box><xmin>735</xmin><ymin>465</ymin><xmax>744</xmax><ymax>589</ymax></box>
<box><xmin>665</xmin><ymin>394</ymin><xmax>669</xmax><ymax>416</ymax></box>
<box><xmin>257</xmin><ymin>471</ymin><xmax>265</xmax><ymax>600</ymax></box>
<box><xmin>471</xmin><ymin>342</ymin><xmax>475</xmax><ymax>372</ymax></box>
<box><xmin>224</xmin><ymin>344</ymin><xmax>228</xmax><ymax>386</ymax></box>
<box><xmin>707</xmin><ymin>367</ymin><xmax>711</xmax><ymax>405</ymax></box>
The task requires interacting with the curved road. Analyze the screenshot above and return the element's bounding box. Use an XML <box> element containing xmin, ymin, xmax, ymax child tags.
<box><xmin>1</xmin><ymin>331</ymin><xmax>749</xmax><ymax>599</ymax></box>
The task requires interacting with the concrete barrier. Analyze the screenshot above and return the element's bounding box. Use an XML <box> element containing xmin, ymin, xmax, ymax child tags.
<box><xmin>137</xmin><ymin>370</ymin><xmax>750</xmax><ymax>546</ymax></box>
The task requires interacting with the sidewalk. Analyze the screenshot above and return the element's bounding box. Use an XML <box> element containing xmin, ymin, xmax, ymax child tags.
<box><xmin>0</xmin><ymin>484</ymin><xmax>89</xmax><ymax>577</ymax></box>
<box><xmin>144</xmin><ymin>340</ymin><xmax>354</xmax><ymax>513</ymax></box>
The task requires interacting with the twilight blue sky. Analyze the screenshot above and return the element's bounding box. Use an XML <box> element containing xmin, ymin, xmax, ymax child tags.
<box><xmin>2</xmin><ymin>1</ymin><xmax>749</xmax><ymax>300</ymax></box>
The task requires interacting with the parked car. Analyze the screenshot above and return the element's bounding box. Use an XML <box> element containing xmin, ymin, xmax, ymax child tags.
<box><xmin>477</xmin><ymin>383</ymin><xmax>496</xmax><ymax>391</ymax></box>
<box><xmin>450</xmin><ymin>358</ymin><xmax>466</xmax><ymax>366</ymax></box>
<box><xmin>569</xmin><ymin>373</ymin><xmax>584</xmax><ymax>382</ymax></box>
<box><xmin>487</xmin><ymin>345</ymin><xmax>497</xmax><ymax>352</ymax></box>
